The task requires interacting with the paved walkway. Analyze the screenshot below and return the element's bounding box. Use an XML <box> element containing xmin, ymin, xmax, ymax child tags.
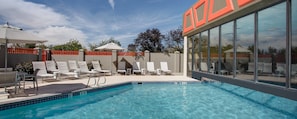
<box><xmin>0</xmin><ymin>73</ymin><xmax>198</xmax><ymax>103</ymax></box>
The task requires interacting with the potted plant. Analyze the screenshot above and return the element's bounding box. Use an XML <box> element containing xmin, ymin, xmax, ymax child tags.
<box><xmin>15</xmin><ymin>62</ymin><xmax>34</xmax><ymax>74</ymax></box>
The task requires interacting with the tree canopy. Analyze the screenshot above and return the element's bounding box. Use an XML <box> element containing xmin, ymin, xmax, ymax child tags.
<box><xmin>164</xmin><ymin>27</ymin><xmax>183</xmax><ymax>53</ymax></box>
<box><xmin>134</xmin><ymin>28</ymin><xmax>164</xmax><ymax>52</ymax></box>
<box><xmin>52</xmin><ymin>39</ymin><xmax>83</xmax><ymax>51</ymax></box>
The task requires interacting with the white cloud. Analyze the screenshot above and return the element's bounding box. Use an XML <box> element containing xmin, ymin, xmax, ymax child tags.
<box><xmin>0</xmin><ymin>0</ymin><xmax>68</xmax><ymax>28</ymax></box>
<box><xmin>0</xmin><ymin>0</ymin><xmax>182</xmax><ymax>49</ymax></box>
<box><xmin>114</xmin><ymin>33</ymin><xmax>136</xmax><ymax>45</ymax></box>
<box><xmin>37</xmin><ymin>26</ymin><xmax>87</xmax><ymax>47</ymax></box>
<box><xmin>108</xmin><ymin>0</ymin><xmax>115</xmax><ymax>10</ymax></box>
<box><xmin>0</xmin><ymin>0</ymin><xmax>89</xmax><ymax>48</ymax></box>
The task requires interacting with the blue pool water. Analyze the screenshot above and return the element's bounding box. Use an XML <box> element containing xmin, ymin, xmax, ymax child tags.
<box><xmin>0</xmin><ymin>82</ymin><xmax>297</xmax><ymax>119</ymax></box>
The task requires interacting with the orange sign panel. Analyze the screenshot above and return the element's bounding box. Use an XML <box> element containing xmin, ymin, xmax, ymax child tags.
<box><xmin>207</xmin><ymin>0</ymin><xmax>234</xmax><ymax>22</ymax></box>
<box><xmin>183</xmin><ymin>8</ymin><xmax>195</xmax><ymax>34</ymax></box>
<box><xmin>237</xmin><ymin>0</ymin><xmax>254</xmax><ymax>8</ymax></box>
<box><xmin>193</xmin><ymin>0</ymin><xmax>208</xmax><ymax>28</ymax></box>
<box><xmin>183</xmin><ymin>0</ymin><xmax>256</xmax><ymax>35</ymax></box>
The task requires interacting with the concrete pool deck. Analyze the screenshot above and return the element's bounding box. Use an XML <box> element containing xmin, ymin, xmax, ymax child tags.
<box><xmin>0</xmin><ymin>73</ymin><xmax>199</xmax><ymax>103</ymax></box>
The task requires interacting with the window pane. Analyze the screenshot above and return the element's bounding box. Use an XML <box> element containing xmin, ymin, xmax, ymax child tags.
<box><xmin>193</xmin><ymin>34</ymin><xmax>200</xmax><ymax>72</ymax></box>
<box><xmin>209</xmin><ymin>27</ymin><xmax>219</xmax><ymax>74</ymax></box>
<box><xmin>236</xmin><ymin>14</ymin><xmax>255</xmax><ymax>81</ymax></box>
<box><xmin>291</xmin><ymin>0</ymin><xmax>297</xmax><ymax>89</ymax></box>
<box><xmin>258</xmin><ymin>2</ymin><xmax>286</xmax><ymax>86</ymax></box>
<box><xmin>187</xmin><ymin>36</ymin><xmax>194</xmax><ymax>77</ymax></box>
<box><xmin>221</xmin><ymin>21</ymin><xmax>234</xmax><ymax>77</ymax></box>
<box><xmin>200</xmin><ymin>31</ymin><xmax>208</xmax><ymax>72</ymax></box>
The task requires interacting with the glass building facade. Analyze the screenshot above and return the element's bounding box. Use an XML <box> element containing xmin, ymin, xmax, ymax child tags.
<box><xmin>184</xmin><ymin>0</ymin><xmax>297</xmax><ymax>100</ymax></box>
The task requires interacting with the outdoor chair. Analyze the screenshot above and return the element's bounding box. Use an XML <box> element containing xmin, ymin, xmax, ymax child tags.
<box><xmin>262</xmin><ymin>63</ymin><xmax>272</xmax><ymax>74</ymax></box>
<box><xmin>160</xmin><ymin>62</ymin><xmax>171</xmax><ymax>75</ymax></box>
<box><xmin>78</xmin><ymin>61</ymin><xmax>102</xmax><ymax>76</ymax></box>
<box><xmin>275</xmin><ymin>63</ymin><xmax>286</xmax><ymax>77</ymax></box>
<box><xmin>32</xmin><ymin>61</ymin><xmax>57</xmax><ymax>81</ymax></box>
<box><xmin>0</xmin><ymin>71</ymin><xmax>18</xmax><ymax>94</ymax></box>
<box><xmin>23</xmin><ymin>69</ymin><xmax>40</xmax><ymax>90</ymax></box>
<box><xmin>200</xmin><ymin>62</ymin><xmax>215</xmax><ymax>74</ymax></box>
<box><xmin>188</xmin><ymin>62</ymin><xmax>198</xmax><ymax>71</ymax></box>
<box><xmin>68</xmin><ymin>60</ymin><xmax>80</xmax><ymax>72</ymax></box>
<box><xmin>78</xmin><ymin>61</ymin><xmax>93</xmax><ymax>74</ymax></box>
<box><xmin>200</xmin><ymin>62</ymin><xmax>208</xmax><ymax>72</ymax></box>
<box><xmin>223</xmin><ymin>62</ymin><xmax>240</xmax><ymax>75</ymax></box>
<box><xmin>56</xmin><ymin>61</ymin><xmax>79</xmax><ymax>78</ymax></box>
<box><xmin>247</xmin><ymin>62</ymin><xmax>255</xmax><ymax>73</ymax></box>
<box><xmin>91</xmin><ymin>61</ymin><xmax>111</xmax><ymax>75</ymax></box>
<box><xmin>117</xmin><ymin>61</ymin><xmax>126</xmax><ymax>75</ymax></box>
<box><xmin>275</xmin><ymin>63</ymin><xmax>297</xmax><ymax>77</ymax></box>
<box><xmin>258</xmin><ymin>62</ymin><xmax>264</xmax><ymax>73</ymax></box>
<box><xmin>292</xmin><ymin>64</ymin><xmax>297</xmax><ymax>77</ymax></box>
<box><xmin>214</xmin><ymin>61</ymin><xmax>228</xmax><ymax>75</ymax></box>
<box><xmin>45</xmin><ymin>60</ymin><xmax>58</xmax><ymax>73</ymax></box>
<box><xmin>132</xmin><ymin>62</ymin><xmax>142</xmax><ymax>75</ymax></box>
<box><xmin>146</xmin><ymin>62</ymin><xmax>157</xmax><ymax>75</ymax></box>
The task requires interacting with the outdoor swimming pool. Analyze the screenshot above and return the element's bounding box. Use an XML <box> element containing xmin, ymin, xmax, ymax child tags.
<box><xmin>0</xmin><ymin>82</ymin><xmax>297</xmax><ymax>119</ymax></box>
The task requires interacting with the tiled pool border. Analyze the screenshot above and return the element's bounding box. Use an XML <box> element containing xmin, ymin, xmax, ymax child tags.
<box><xmin>0</xmin><ymin>82</ymin><xmax>132</xmax><ymax>111</ymax></box>
<box><xmin>0</xmin><ymin>81</ymin><xmax>198</xmax><ymax>111</ymax></box>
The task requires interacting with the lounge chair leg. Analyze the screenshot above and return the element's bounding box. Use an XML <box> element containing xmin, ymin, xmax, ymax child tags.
<box><xmin>87</xmin><ymin>77</ymin><xmax>91</xmax><ymax>87</ymax></box>
<box><xmin>36</xmin><ymin>81</ymin><xmax>38</xmax><ymax>90</ymax></box>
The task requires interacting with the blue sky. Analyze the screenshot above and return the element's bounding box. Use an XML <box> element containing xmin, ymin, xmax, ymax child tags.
<box><xmin>0</xmin><ymin>0</ymin><xmax>196</xmax><ymax>49</ymax></box>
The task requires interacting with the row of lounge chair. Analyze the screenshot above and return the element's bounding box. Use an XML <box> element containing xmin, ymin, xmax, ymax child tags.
<box><xmin>32</xmin><ymin>61</ymin><xmax>111</xmax><ymax>81</ymax></box>
<box><xmin>199</xmin><ymin>62</ymin><xmax>238</xmax><ymax>75</ymax></box>
<box><xmin>33</xmin><ymin>61</ymin><xmax>172</xmax><ymax>81</ymax></box>
<box><xmin>146</xmin><ymin>62</ymin><xmax>172</xmax><ymax>75</ymax></box>
<box><xmin>112</xmin><ymin>61</ymin><xmax>171</xmax><ymax>75</ymax></box>
<box><xmin>28</xmin><ymin>60</ymin><xmax>172</xmax><ymax>89</ymax></box>
<box><xmin>32</xmin><ymin>61</ymin><xmax>113</xmax><ymax>87</ymax></box>
<box><xmin>247</xmin><ymin>62</ymin><xmax>297</xmax><ymax>76</ymax></box>
<box><xmin>196</xmin><ymin>61</ymin><xmax>297</xmax><ymax>76</ymax></box>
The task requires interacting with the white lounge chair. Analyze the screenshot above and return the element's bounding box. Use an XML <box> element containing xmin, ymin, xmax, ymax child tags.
<box><xmin>56</xmin><ymin>61</ymin><xmax>79</xmax><ymax>78</ymax></box>
<box><xmin>146</xmin><ymin>62</ymin><xmax>157</xmax><ymax>75</ymax></box>
<box><xmin>32</xmin><ymin>61</ymin><xmax>57</xmax><ymax>81</ymax></box>
<box><xmin>188</xmin><ymin>62</ymin><xmax>198</xmax><ymax>71</ymax></box>
<box><xmin>200</xmin><ymin>62</ymin><xmax>208</xmax><ymax>72</ymax></box>
<box><xmin>200</xmin><ymin>62</ymin><xmax>216</xmax><ymax>74</ymax></box>
<box><xmin>117</xmin><ymin>61</ymin><xmax>126</xmax><ymax>74</ymax></box>
<box><xmin>275</xmin><ymin>63</ymin><xmax>297</xmax><ymax>77</ymax></box>
<box><xmin>160</xmin><ymin>62</ymin><xmax>171</xmax><ymax>75</ymax></box>
<box><xmin>263</xmin><ymin>63</ymin><xmax>272</xmax><ymax>74</ymax></box>
<box><xmin>91</xmin><ymin>61</ymin><xmax>111</xmax><ymax>75</ymax></box>
<box><xmin>275</xmin><ymin>63</ymin><xmax>285</xmax><ymax>76</ymax></box>
<box><xmin>247</xmin><ymin>62</ymin><xmax>255</xmax><ymax>73</ymax></box>
<box><xmin>223</xmin><ymin>62</ymin><xmax>240</xmax><ymax>75</ymax></box>
<box><xmin>292</xmin><ymin>64</ymin><xmax>297</xmax><ymax>77</ymax></box>
<box><xmin>132</xmin><ymin>62</ymin><xmax>142</xmax><ymax>74</ymax></box>
<box><xmin>258</xmin><ymin>62</ymin><xmax>264</xmax><ymax>73</ymax></box>
<box><xmin>77</xmin><ymin>61</ymin><xmax>96</xmax><ymax>74</ymax></box>
<box><xmin>45</xmin><ymin>60</ymin><xmax>58</xmax><ymax>73</ymax></box>
<box><xmin>68</xmin><ymin>60</ymin><xmax>80</xmax><ymax>72</ymax></box>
